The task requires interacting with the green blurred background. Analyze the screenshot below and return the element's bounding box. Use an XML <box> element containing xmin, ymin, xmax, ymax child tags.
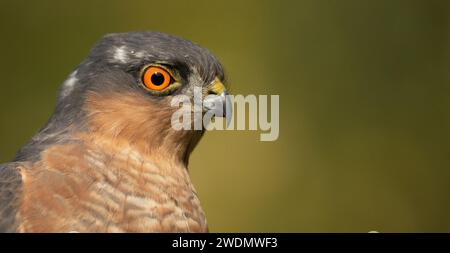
<box><xmin>0</xmin><ymin>0</ymin><xmax>449</xmax><ymax>232</ymax></box>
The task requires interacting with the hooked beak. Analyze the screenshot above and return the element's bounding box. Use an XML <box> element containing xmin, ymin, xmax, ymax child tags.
<box><xmin>203</xmin><ymin>78</ymin><xmax>232</xmax><ymax>126</ymax></box>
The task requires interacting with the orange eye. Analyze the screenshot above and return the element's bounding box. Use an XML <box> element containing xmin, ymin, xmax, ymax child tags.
<box><xmin>142</xmin><ymin>66</ymin><xmax>172</xmax><ymax>91</ymax></box>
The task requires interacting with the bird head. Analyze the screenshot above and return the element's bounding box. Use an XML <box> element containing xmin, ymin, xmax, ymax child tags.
<box><xmin>52</xmin><ymin>32</ymin><xmax>229</xmax><ymax>165</ymax></box>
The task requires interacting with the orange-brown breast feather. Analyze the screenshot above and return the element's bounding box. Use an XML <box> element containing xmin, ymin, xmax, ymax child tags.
<box><xmin>16</xmin><ymin>91</ymin><xmax>207</xmax><ymax>232</ymax></box>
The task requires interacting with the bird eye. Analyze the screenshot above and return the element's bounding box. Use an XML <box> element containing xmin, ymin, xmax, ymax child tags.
<box><xmin>142</xmin><ymin>66</ymin><xmax>172</xmax><ymax>91</ymax></box>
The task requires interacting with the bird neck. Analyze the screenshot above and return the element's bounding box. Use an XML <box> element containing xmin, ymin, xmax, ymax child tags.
<box><xmin>81</xmin><ymin>90</ymin><xmax>201</xmax><ymax>168</ymax></box>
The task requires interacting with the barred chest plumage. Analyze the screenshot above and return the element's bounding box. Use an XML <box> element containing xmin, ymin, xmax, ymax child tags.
<box><xmin>17</xmin><ymin>136</ymin><xmax>208</xmax><ymax>233</ymax></box>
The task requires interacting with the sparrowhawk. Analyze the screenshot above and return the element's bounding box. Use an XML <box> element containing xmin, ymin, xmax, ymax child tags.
<box><xmin>0</xmin><ymin>32</ymin><xmax>229</xmax><ymax>232</ymax></box>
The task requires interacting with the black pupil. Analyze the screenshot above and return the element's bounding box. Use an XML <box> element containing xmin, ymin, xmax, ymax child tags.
<box><xmin>151</xmin><ymin>72</ymin><xmax>165</xmax><ymax>86</ymax></box>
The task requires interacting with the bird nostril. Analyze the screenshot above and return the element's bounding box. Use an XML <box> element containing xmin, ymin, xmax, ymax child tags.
<box><xmin>207</xmin><ymin>78</ymin><xmax>226</xmax><ymax>96</ymax></box>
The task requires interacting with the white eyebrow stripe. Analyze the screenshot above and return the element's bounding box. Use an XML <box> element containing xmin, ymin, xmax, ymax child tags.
<box><xmin>113</xmin><ymin>45</ymin><xmax>128</xmax><ymax>63</ymax></box>
<box><xmin>135</xmin><ymin>51</ymin><xmax>145</xmax><ymax>58</ymax></box>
